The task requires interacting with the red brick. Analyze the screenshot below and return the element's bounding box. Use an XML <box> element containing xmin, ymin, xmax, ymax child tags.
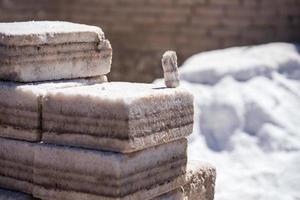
<box><xmin>191</xmin><ymin>16</ymin><xmax>221</xmax><ymax>27</ymax></box>
<box><xmin>209</xmin><ymin>0</ymin><xmax>240</xmax><ymax>6</ymax></box>
<box><xmin>220</xmin><ymin>17</ymin><xmax>252</xmax><ymax>28</ymax></box>
<box><xmin>225</xmin><ymin>7</ymin><xmax>257</xmax><ymax>18</ymax></box>
<box><xmin>241</xmin><ymin>28</ymin><xmax>276</xmax><ymax>42</ymax></box>
<box><xmin>211</xmin><ymin>28</ymin><xmax>240</xmax><ymax>38</ymax></box>
<box><xmin>195</xmin><ymin>6</ymin><xmax>225</xmax><ymax>17</ymax></box>
<box><xmin>175</xmin><ymin>0</ymin><xmax>207</xmax><ymax>6</ymax></box>
<box><xmin>241</xmin><ymin>0</ymin><xmax>259</xmax><ymax>7</ymax></box>
<box><xmin>178</xmin><ymin>27</ymin><xmax>209</xmax><ymax>36</ymax></box>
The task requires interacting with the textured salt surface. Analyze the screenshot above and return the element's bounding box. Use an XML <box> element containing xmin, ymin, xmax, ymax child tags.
<box><xmin>0</xmin><ymin>77</ymin><xmax>107</xmax><ymax>141</ymax></box>
<box><xmin>153</xmin><ymin>160</ymin><xmax>216</xmax><ymax>200</ymax></box>
<box><xmin>1</xmin><ymin>50</ymin><xmax>103</xmax><ymax>63</ymax></box>
<box><xmin>152</xmin><ymin>189</ymin><xmax>183</xmax><ymax>200</ymax></box>
<box><xmin>34</xmin><ymin>176</ymin><xmax>184</xmax><ymax>200</ymax></box>
<box><xmin>154</xmin><ymin>42</ymin><xmax>300</xmax><ymax>200</ymax></box>
<box><xmin>183</xmin><ymin>161</ymin><xmax>216</xmax><ymax>200</ymax></box>
<box><xmin>0</xmin><ymin>138</ymin><xmax>35</xmax><ymax>194</ymax></box>
<box><xmin>0</xmin><ymin>21</ymin><xmax>112</xmax><ymax>82</ymax></box>
<box><xmin>0</xmin><ymin>21</ymin><xmax>104</xmax><ymax>46</ymax></box>
<box><xmin>0</xmin><ymin>53</ymin><xmax>111</xmax><ymax>82</ymax></box>
<box><xmin>0</xmin><ymin>42</ymin><xmax>98</xmax><ymax>57</ymax></box>
<box><xmin>0</xmin><ymin>137</ymin><xmax>187</xmax><ymax>200</ymax></box>
<box><xmin>42</xmin><ymin>82</ymin><xmax>193</xmax><ymax>152</ymax></box>
<box><xmin>162</xmin><ymin>51</ymin><xmax>179</xmax><ymax>88</ymax></box>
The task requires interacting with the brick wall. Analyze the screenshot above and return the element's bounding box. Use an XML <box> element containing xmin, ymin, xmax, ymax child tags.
<box><xmin>1</xmin><ymin>0</ymin><xmax>300</xmax><ymax>82</ymax></box>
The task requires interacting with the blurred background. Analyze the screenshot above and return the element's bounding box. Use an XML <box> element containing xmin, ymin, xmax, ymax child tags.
<box><xmin>0</xmin><ymin>0</ymin><xmax>299</xmax><ymax>82</ymax></box>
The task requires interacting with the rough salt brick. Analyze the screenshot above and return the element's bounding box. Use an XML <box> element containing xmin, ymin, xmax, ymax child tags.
<box><xmin>0</xmin><ymin>137</ymin><xmax>187</xmax><ymax>200</ymax></box>
<box><xmin>183</xmin><ymin>160</ymin><xmax>216</xmax><ymax>200</ymax></box>
<box><xmin>0</xmin><ymin>76</ymin><xmax>107</xmax><ymax>142</ymax></box>
<box><xmin>0</xmin><ymin>188</ymin><xmax>37</xmax><ymax>200</ymax></box>
<box><xmin>162</xmin><ymin>51</ymin><xmax>180</xmax><ymax>88</ymax></box>
<box><xmin>0</xmin><ymin>138</ymin><xmax>35</xmax><ymax>194</ymax></box>
<box><xmin>42</xmin><ymin>82</ymin><xmax>194</xmax><ymax>153</ymax></box>
<box><xmin>0</xmin><ymin>42</ymin><xmax>98</xmax><ymax>57</ymax></box>
<box><xmin>0</xmin><ymin>21</ymin><xmax>112</xmax><ymax>82</ymax></box>
<box><xmin>151</xmin><ymin>189</ymin><xmax>183</xmax><ymax>200</ymax></box>
<box><xmin>33</xmin><ymin>139</ymin><xmax>187</xmax><ymax>200</ymax></box>
<box><xmin>0</xmin><ymin>21</ymin><xmax>103</xmax><ymax>46</ymax></box>
<box><xmin>152</xmin><ymin>160</ymin><xmax>216</xmax><ymax>200</ymax></box>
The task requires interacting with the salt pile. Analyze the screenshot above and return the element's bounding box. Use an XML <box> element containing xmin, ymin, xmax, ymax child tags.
<box><xmin>175</xmin><ymin>43</ymin><xmax>300</xmax><ymax>200</ymax></box>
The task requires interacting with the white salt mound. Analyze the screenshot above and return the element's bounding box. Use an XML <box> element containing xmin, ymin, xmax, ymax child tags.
<box><xmin>155</xmin><ymin>42</ymin><xmax>300</xmax><ymax>200</ymax></box>
<box><xmin>180</xmin><ymin>42</ymin><xmax>300</xmax><ymax>84</ymax></box>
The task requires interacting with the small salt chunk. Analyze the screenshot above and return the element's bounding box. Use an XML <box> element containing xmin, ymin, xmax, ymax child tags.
<box><xmin>162</xmin><ymin>50</ymin><xmax>180</xmax><ymax>88</ymax></box>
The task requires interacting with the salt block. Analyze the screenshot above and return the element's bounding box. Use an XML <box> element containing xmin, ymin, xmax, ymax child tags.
<box><xmin>0</xmin><ymin>76</ymin><xmax>107</xmax><ymax>141</ymax></box>
<box><xmin>33</xmin><ymin>139</ymin><xmax>187</xmax><ymax>200</ymax></box>
<box><xmin>162</xmin><ymin>51</ymin><xmax>179</xmax><ymax>88</ymax></box>
<box><xmin>0</xmin><ymin>21</ymin><xmax>112</xmax><ymax>82</ymax></box>
<box><xmin>0</xmin><ymin>188</ymin><xmax>37</xmax><ymax>200</ymax></box>
<box><xmin>0</xmin><ymin>137</ymin><xmax>187</xmax><ymax>200</ymax></box>
<box><xmin>0</xmin><ymin>21</ymin><xmax>104</xmax><ymax>46</ymax></box>
<box><xmin>0</xmin><ymin>138</ymin><xmax>35</xmax><ymax>194</ymax></box>
<box><xmin>151</xmin><ymin>189</ymin><xmax>183</xmax><ymax>200</ymax></box>
<box><xmin>42</xmin><ymin>82</ymin><xmax>194</xmax><ymax>152</ymax></box>
<box><xmin>183</xmin><ymin>161</ymin><xmax>216</xmax><ymax>200</ymax></box>
<box><xmin>152</xmin><ymin>160</ymin><xmax>216</xmax><ymax>200</ymax></box>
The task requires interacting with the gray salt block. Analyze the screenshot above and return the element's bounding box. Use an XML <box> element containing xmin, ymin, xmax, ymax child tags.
<box><xmin>0</xmin><ymin>21</ymin><xmax>112</xmax><ymax>82</ymax></box>
<box><xmin>0</xmin><ymin>138</ymin><xmax>35</xmax><ymax>194</ymax></box>
<box><xmin>0</xmin><ymin>137</ymin><xmax>187</xmax><ymax>200</ymax></box>
<box><xmin>0</xmin><ymin>76</ymin><xmax>107</xmax><ymax>141</ymax></box>
<box><xmin>42</xmin><ymin>82</ymin><xmax>194</xmax><ymax>153</ymax></box>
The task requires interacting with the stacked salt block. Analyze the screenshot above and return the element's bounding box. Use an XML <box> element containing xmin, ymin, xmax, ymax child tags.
<box><xmin>33</xmin><ymin>82</ymin><xmax>193</xmax><ymax>200</ymax></box>
<box><xmin>0</xmin><ymin>76</ymin><xmax>107</xmax><ymax>141</ymax></box>
<box><xmin>0</xmin><ymin>21</ymin><xmax>112</xmax><ymax>82</ymax></box>
<box><xmin>0</xmin><ymin>21</ymin><xmax>110</xmax><ymax>140</ymax></box>
<box><xmin>0</xmin><ymin>159</ymin><xmax>216</xmax><ymax>200</ymax></box>
<box><xmin>0</xmin><ymin>83</ymin><xmax>195</xmax><ymax>199</ymax></box>
<box><xmin>0</xmin><ymin>137</ymin><xmax>188</xmax><ymax>200</ymax></box>
<box><xmin>41</xmin><ymin>82</ymin><xmax>194</xmax><ymax>152</ymax></box>
<box><xmin>0</xmin><ymin>21</ymin><xmax>215</xmax><ymax>200</ymax></box>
